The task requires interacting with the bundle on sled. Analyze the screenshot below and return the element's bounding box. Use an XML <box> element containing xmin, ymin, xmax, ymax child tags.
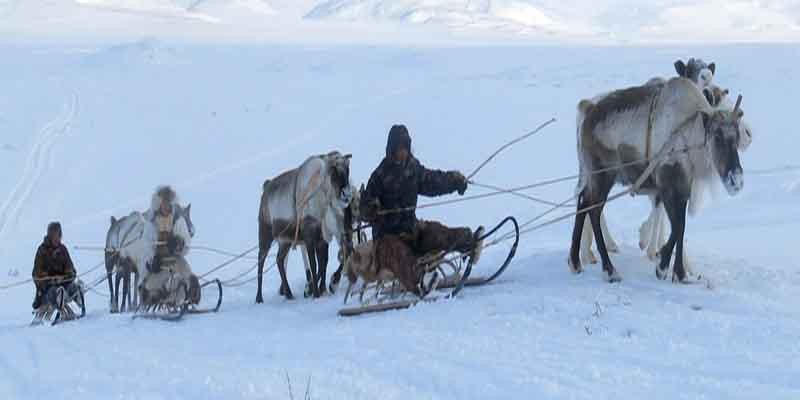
<box><xmin>135</xmin><ymin>256</ymin><xmax>222</xmax><ymax>321</ymax></box>
<box><xmin>338</xmin><ymin>216</ymin><xmax>518</xmax><ymax>317</ymax></box>
<box><xmin>31</xmin><ymin>277</ymin><xmax>86</xmax><ymax>326</ymax></box>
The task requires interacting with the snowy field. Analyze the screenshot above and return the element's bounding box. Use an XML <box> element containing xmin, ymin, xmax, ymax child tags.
<box><xmin>1</xmin><ymin>5</ymin><xmax>800</xmax><ymax>398</ymax></box>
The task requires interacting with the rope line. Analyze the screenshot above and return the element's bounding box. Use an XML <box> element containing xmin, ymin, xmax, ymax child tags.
<box><xmin>197</xmin><ymin>244</ymin><xmax>259</xmax><ymax>280</ymax></box>
<box><xmin>467</xmin><ymin>118</ymin><xmax>557</xmax><ymax>180</ymax></box>
<box><xmin>0</xmin><ymin>260</ymin><xmax>106</xmax><ymax>290</ymax></box>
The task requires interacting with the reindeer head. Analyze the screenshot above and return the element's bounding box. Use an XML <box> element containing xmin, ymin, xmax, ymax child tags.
<box><xmin>324</xmin><ymin>151</ymin><xmax>353</xmax><ymax>209</ymax></box>
<box><xmin>703</xmin><ymin>95</ymin><xmax>745</xmax><ymax>196</ymax></box>
<box><xmin>675</xmin><ymin>58</ymin><xmax>715</xmax><ymax>89</ymax></box>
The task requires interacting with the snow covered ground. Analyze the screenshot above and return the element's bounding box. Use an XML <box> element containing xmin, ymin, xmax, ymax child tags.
<box><xmin>1</xmin><ymin>41</ymin><xmax>798</xmax><ymax>399</ymax></box>
<box><xmin>1</xmin><ymin>21</ymin><xmax>799</xmax><ymax>400</ymax></box>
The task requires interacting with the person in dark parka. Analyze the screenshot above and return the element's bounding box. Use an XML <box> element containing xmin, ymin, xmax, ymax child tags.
<box><xmin>32</xmin><ymin>222</ymin><xmax>80</xmax><ymax>309</ymax></box>
<box><xmin>360</xmin><ymin>124</ymin><xmax>483</xmax><ymax>293</ymax></box>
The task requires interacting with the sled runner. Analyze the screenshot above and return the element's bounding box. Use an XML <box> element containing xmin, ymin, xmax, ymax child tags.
<box><xmin>338</xmin><ymin>216</ymin><xmax>518</xmax><ymax>317</ymax></box>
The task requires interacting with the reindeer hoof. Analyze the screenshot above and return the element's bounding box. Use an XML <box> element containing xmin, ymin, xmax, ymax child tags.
<box><xmin>255</xmin><ymin>295</ymin><xmax>264</xmax><ymax>304</ymax></box>
<box><xmin>605</xmin><ymin>269</ymin><xmax>622</xmax><ymax>283</ymax></box>
<box><xmin>671</xmin><ymin>272</ymin><xmax>689</xmax><ymax>284</ymax></box>
<box><xmin>656</xmin><ymin>266</ymin><xmax>669</xmax><ymax>281</ymax></box>
<box><xmin>568</xmin><ymin>257</ymin><xmax>583</xmax><ymax>274</ymax></box>
<box><xmin>285</xmin><ymin>292</ymin><xmax>295</xmax><ymax>300</ymax></box>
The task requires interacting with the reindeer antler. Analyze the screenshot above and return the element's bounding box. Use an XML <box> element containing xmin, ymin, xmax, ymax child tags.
<box><xmin>733</xmin><ymin>94</ymin><xmax>743</xmax><ymax>113</ymax></box>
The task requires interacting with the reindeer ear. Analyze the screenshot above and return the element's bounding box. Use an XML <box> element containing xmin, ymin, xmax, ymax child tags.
<box><xmin>185</xmin><ymin>203</ymin><xmax>191</xmax><ymax>214</ymax></box>
<box><xmin>110</xmin><ymin>216</ymin><xmax>117</xmax><ymax>225</ymax></box>
<box><xmin>674</xmin><ymin>60</ymin><xmax>687</xmax><ymax>77</ymax></box>
<box><xmin>708</xmin><ymin>62</ymin><xmax>716</xmax><ymax>75</ymax></box>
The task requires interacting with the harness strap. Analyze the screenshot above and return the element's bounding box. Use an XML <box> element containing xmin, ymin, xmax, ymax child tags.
<box><xmin>645</xmin><ymin>87</ymin><xmax>662</xmax><ymax>160</ymax></box>
<box><xmin>633</xmin><ymin>111</ymin><xmax>702</xmax><ymax>194</ymax></box>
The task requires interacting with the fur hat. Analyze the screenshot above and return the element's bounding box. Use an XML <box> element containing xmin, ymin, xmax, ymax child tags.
<box><xmin>151</xmin><ymin>185</ymin><xmax>179</xmax><ymax>212</ymax></box>
<box><xmin>386</xmin><ymin>124</ymin><xmax>412</xmax><ymax>158</ymax></box>
<box><xmin>47</xmin><ymin>221</ymin><xmax>62</xmax><ymax>238</ymax></box>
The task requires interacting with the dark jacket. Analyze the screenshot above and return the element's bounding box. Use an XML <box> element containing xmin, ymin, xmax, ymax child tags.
<box><xmin>362</xmin><ymin>126</ymin><xmax>465</xmax><ymax>238</ymax></box>
<box><xmin>33</xmin><ymin>238</ymin><xmax>76</xmax><ymax>287</ymax></box>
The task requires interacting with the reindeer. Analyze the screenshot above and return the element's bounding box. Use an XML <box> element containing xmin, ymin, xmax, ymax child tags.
<box><xmin>256</xmin><ymin>151</ymin><xmax>354</xmax><ymax>302</ymax></box>
<box><xmin>580</xmin><ymin>58</ymin><xmax>751</xmax><ymax>269</ymax></box>
<box><xmin>570</xmin><ymin>77</ymin><xmax>745</xmax><ymax>282</ymax></box>
<box><xmin>105</xmin><ymin>212</ymin><xmax>152</xmax><ymax>313</ymax></box>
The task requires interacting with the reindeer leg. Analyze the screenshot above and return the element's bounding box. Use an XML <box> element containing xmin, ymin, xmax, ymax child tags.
<box><xmin>569</xmin><ymin>190</ymin><xmax>590</xmax><ymax>274</ymax></box>
<box><xmin>106</xmin><ymin>262</ymin><xmax>116</xmax><ymax>313</ymax></box>
<box><xmin>301</xmin><ymin>244</ymin><xmax>313</xmax><ymax>298</ymax></box>
<box><xmin>301</xmin><ymin>220</ymin><xmax>321</xmax><ymax>299</ymax></box>
<box><xmin>306</xmin><ymin>244</ymin><xmax>321</xmax><ymax>299</ymax></box>
<box><xmin>587</xmin><ymin>173</ymin><xmax>619</xmax><ymax>282</ymax></box>
<box><xmin>256</xmin><ymin>221</ymin><xmax>274</xmax><ymax>304</ymax></box>
<box><xmin>580</xmin><ymin>216</ymin><xmax>597</xmax><ymax>265</ymax></box>
<box><xmin>316</xmin><ymin>241</ymin><xmax>329</xmax><ymax>296</ymax></box>
<box><xmin>276</xmin><ymin>243</ymin><xmax>293</xmax><ymax>300</ymax></box>
<box><xmin>656</xmin><ymin>165</ymin><xmax>690</xmax><ymax>281</ymax></box>
<box><xmin>600</xmin><ymin>214</ymin><xmax>618</xmax><ymax>253</ymax></box>
<box><xmin>114</xmin><ymin>272</ymin><xmax>123</xmax><ymax>313</ymax></box>
<box><xmin>121</xmin><ymin>267</ymin><xmax>130</xmax><ymax>313</ymax></box>
<box><xmin>133</xmin><ymin>268</ymin><xmax>140</xmax><ymax>310</ymax></box>
<box><xmin>648</xmin><ymin>205</ymin><xmax>667</xmax><ymax>261</ymax></box>
<box><xmin>662</xmin><ymin>193</ymin><xmax>689</xmax><ymax>283</ymax></box>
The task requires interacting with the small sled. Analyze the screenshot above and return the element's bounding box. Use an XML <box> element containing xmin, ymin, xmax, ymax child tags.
<box><xmin>31</xmin><ymin>283</ymin><xmax>86</xmax><ymax>326</ymax></box>
<box><xmin>134</xmin><ymin>278</ymin><xmax>223</xmax><ymax>322</ymax></box>
<box><xmin>339</xmin><ymin>216</ymin><xmax>519</xmax><ymax>317</ymax></box>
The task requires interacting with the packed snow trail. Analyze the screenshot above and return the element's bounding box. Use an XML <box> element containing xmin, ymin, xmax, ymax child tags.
<box><xmin>0</xmin><ymin>93</ymin><xmax>78</xmax><ymax>241</ymax></box>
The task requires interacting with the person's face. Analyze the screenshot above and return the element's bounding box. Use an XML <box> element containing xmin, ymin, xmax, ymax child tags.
<box><xmin>160</xmin><ymin>200</ymin><xmax>171</xmax><ymax>215</ymax></box>
<box><xmin>394</xmin><ymin>147</ymin><xmax>409</xmax><ymax>164</ymax></box>
<box><xmin>49</xmin><ymin>232</ymin><xmax>61</xmax><ymax>246</ymax></box>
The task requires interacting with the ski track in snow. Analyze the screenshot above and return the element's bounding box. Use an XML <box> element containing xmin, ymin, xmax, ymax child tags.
<box><xmin>0</xmin><ymin>93</ymin><xmax>78</xmax><ymax>241</ymax></box>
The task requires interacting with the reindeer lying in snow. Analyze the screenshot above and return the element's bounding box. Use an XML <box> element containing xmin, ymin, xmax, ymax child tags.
<box><xmin>579</xmin><ymin>58</ymin><xmax>752</xmax><ymax>271</ymax></box>
<box><xmin>570</xmin><ymin>77</ymin><xmax>746</xmax><ymax>282</ymax></box>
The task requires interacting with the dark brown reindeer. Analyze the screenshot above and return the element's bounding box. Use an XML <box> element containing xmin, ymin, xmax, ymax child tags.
<box><xmin>570</xmin><ymin>77</ymin><xmax>745</xmax><ymax>283</ymax></box>
<box><xmin>256</xmin><ymin>151</ymin><xmax>353</xmax><ymax>302</ymax></box>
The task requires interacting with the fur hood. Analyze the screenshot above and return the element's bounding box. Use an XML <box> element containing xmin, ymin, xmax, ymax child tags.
<box><xmin>149</xmin><ymin>185</ymin><xmax>180</xmax><ymax>214</ymax></box>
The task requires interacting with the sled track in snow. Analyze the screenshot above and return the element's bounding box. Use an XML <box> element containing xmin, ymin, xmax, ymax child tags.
<box><xmin>0</xmin><ymin>93</ymin><xmax>79</xmax><ymax>240</ymax></box>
